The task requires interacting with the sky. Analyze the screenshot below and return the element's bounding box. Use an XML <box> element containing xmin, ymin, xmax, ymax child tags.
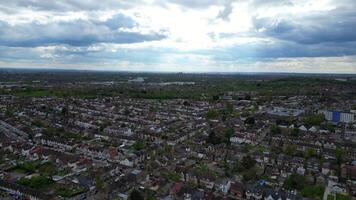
<box><xmin>0</xmin><ymin>0</ymin><xmax>356</xmax><ymax>73</ymax></box>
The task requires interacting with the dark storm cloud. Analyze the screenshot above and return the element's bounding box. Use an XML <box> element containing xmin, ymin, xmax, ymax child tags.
<box><xmin>253</xmin><ymin>6</ymin><xmax>356</xmax><ymax>44</ymax></box>
<box><xmin>0</xmin><ymin>18</ymin><xmax>166</xmax><ymax>47</ymax></box>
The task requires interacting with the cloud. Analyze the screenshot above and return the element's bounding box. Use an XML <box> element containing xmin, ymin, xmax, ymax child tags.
<box><xmin>0</xmin><ymin>0</ymin><xmax>143</xmax><ymax>11</ymax></box>
<box><xmin>253</xmin><ymin>3</ymin><xmax>356</xmax><ymax>44</ymax></box>
<box><xmin>159</xmin><ymin>0</ymin><xmax>226</xmax><ymax>8</ymax></box>
<box><xmin>217</xmin><ymin>2</ymin><xmax>233</xmax><ymax>20</ymax></box>
<box><xmin>104</xmin><ymin>14</ymin><xmax>136</xmax><ymax>30</ymax></box>
<box><xmin>0</xmin><ymin>16</ymin><xmax>167</xmax><ymax>47</ymax></box>
<box><xmin>0</xmin><ymin>0</ymin><xmax>355</xmax><ymax>73</ymax></box>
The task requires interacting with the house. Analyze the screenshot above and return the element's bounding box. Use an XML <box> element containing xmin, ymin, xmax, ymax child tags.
<box><xmin>306</xmin><ymin>158</ymin><xmax>320</xmax><ymax>173</ymax></box>
<box><xmin>341</xmin><ymin>164</ymin><xmax>356</xmax><ymax>180</ymax></box>
<box><xmin>170</xmin><ymin>182</ymin><xmax>183</xmax><ymax>196</ymax></box>
<box><xmin>299</xmin><ymin>125</ymin><xmax>307</xmax><ymax>132</ymax></box>
<box><xmin>120</xmin><ymin>158</ymin><xmax>134</xmax><ymax>167</ymax></box>
<box><xmin>296</xmin><ymin>166</ymin><xmax>305</xmax><ymax>175</ymax></box>
<box><xmin>216</xmin><ymin>180</ymin><xmax>231</xmax><ymax>195</ymax></box>
<box><xmin>263</xmin><ymin>190</ymin><xmax>301</xmax><ymax>200</ymax></box>
<box><xmin>0</xmin><ymin>180</ymin><xmax>54</xmax><ymax>200</ymax></box>
<box><xmin>230</xmin><ymin>182</ymin><xmax>245</xmax><ymax>199</ymax></box>
<box><xmin>128</xmin><ymin>169</ymin><xmax>145</xmax><ymax>183</ymax></box>
<box><xmin>322</xmin><ymin>162</ymin><xmax>331</xmax><ymax>175</ymax></box>
<box><xmin>246</xmin><ymin>184</ymin><xmax>263</xmax><ymax>200</ymax></box>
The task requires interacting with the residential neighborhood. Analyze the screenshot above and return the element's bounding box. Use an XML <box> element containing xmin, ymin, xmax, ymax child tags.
<box><xmin>0</xmin><ymin>71</ymin><xmax>356</xmax><ymax>200</ymax></box>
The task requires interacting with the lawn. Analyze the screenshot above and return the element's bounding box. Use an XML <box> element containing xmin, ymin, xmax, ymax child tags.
<box><xmin>11</xmin><ymin>161</ymin><xmax>38</xmax><ymax>173</ymax></box>
<box><xmin>328</xmin><ymin>194</ymin><xmax>335</xmax><ymax>200</ymax></box>
<box><xmin>56</xmin><ymin>186</ymin><xmax>87</xmax><ymax>198</ymax></box>
<box><xmin>336</xmin><ymin>193</ymin><xmax>350</xmax><ymax>200</ymax></box>
<box><xmin>16</xmin><ymin>175</ymin><xmax>53</xmax><ymax>189</ymax></box>
<box><xmin>300</xmin><ymin>185</ymin><xmax>325</xmax><ymax>200</ymax></box>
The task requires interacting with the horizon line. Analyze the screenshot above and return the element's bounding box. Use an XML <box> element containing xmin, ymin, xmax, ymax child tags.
<box><xmin>0</xmin><ymin>67</ymin><xmax>356</xmax><ymax>76</ymax></box>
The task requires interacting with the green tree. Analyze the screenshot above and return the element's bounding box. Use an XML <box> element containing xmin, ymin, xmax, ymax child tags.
<box><xmin>95</xmin><ymin>176</ymin><xmax>104</xmax><ymax>190</ymax></box>
<box><xmin>245</xmin><ymin>117</ymin><xmax>255</xmax><ymax>125</ymax></box>
<box><xmin>335</xmin><ymin>148</ymin><xmax>345</xmax><ymax>165</ymax></box>
<box><xmin>327</xmin><ymin>124</ymin><xmax>335</xmax><ymax>133</ymax></box>
<box><xmin>243</xmin><ymin>167</ymin><xmax>258</xmax><ymax>182</ymax></box>
<box><xmin>304</xmin><ymin>114</ymin><xmax>324</xmax><ymax>126</ymax></box>
<box><xmin>130</xmin><ymin>189</ymin><xmax>144</xmax><ymax>200</ymax></box>
<box><xmin>132</xmin><ymin>141</ymin><xmax>146</xmax><ymax>151</ymax></box>
<box><xmin>206</xmin><ymin>109</ymin><xmax>219</xmax><ymax>119</ymax></box>
<box><xmin>284</xmin><ymin>145</ymin><xmax>297</xmax><ymax>156</ymax></box>
<box><xmin>284</xmin><ymin>174</ymin><xmax>306</xmax><ymax>190</ymax></box>
<box><xmin>225</xmin><ymin>103</ymin><xmax>233</xmax><ymax>114</ymax></box>
<box><xmin>5</xmin><ymin>109</ymin><xmax>14</xmax><ymax>118</ymax></box>
<box><xmin>271</xmin><ymin>125</ymin><xmax>281</xmax><ymax>135</ymax></box>
<box><xmin>290</xmin><ymin>128</ymin><xmax>299</xmax><ymax>137</ymax></box>
<box><xmin>224</xmin><ymin>128</ymin><xmax>234</xmax><ymax>145</ymax></box>
<box><xmin>207</xmin><ymin>131</ymin><xmax>222</xmax><ymax>145</ymax></box>
<box><xmin>39</xmin><ymin>162</ymin><xmax>57</xmax><ymax>176</ymax></box>
<box><xmin>235</xmin><ymin>155</ymin><xmax>256</xmax><ymax>172</ymax></box>
<box><xmin>305</xmin><ymin>148</ymin><xmax>317</xmax><ymax>159</ymax></box>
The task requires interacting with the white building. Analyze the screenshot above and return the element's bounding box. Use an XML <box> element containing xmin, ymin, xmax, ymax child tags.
<box><xmin>319</xmin><ymin>110</ymin><xmax>355</xmax><ymax>123</ymax></box>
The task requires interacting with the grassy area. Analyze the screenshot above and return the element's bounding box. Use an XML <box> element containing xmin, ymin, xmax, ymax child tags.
<box><xmin>11</xmin><ymin>161</ymin><xmax>59</xmax><ymax>177</ymax></box>
<box><xmin>14</xmin><ymin>90</ymin><xmax>54</xmax><ymax>97</ymax></box>
<box><xmin>300</xmin><ymin>185</ymin><xmax>325</xmax><ymax>200</ymax></box>
<box><xmin>56</xmin><ymin>186</ymin><xmax>87</xmax><ymax>198</ymax></box>
<box><xmin>7</xmin><ymin>88</ymin><xmax>98</xmax><ymax>99</ymax></box>
<box><xmin>38</xmin><ymin>162</ymin><xmax>57</xmax><ymax>176</ymax></box>
<box><xmin>132</xmin><ymin>141</ymin><xmax>146</xmax><ymax>151</ymax></box>
<box><xmin>43</xmin><ymin>127</ymin><xmax>89</xmax><ymax>141</ymax></box>
<box><xmin>57</xmin><ymin>168</ymin><xmax>72</xmax><ymax>176</ymax></box>
<box><xmin>161</xmin><ymin>171</ymin><xmax>181</xmax><ymax>182</ymax></box>
<box><xmin>11</xmin><ymin>161</ymin><xmax>38</xmax><ymax>173</ymax></box>
<box><xmin>336</xmin><ymin>193</ymin><xmax>350</xmax><ymax>200</ymax></box>
<box><xmin>328</xmin><ymin>194</ymin><xmax>335</xmax><ymax>200</ymax></box>
<box><xmin>16</xmin><ymin>175</ymin><xmax>53</xmax><ymax>189</ymax></box>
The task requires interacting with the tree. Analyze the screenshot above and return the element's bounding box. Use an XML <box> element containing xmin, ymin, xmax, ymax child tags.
<box><xmin>284</xmin><ymin>174</ymin><xmax>306</xmax><ymax>190</ymax></box>
<box><xmin>241</xmin><ymin>155</ymin><xmax>256</xmax><ymax>170</ymax></box>
<box><xmin>290</xmin><ymin>128</ymin><xmax>299</xmax><ymax>137</ymax></box>
<box><xmin>284</xmin><ymin>145</ymin><xmax>297</xmax><ymax>156</ymax></box>
<box><xmin>61</xmin><ymin>107</ymin><xmax>68</xmax><ymax>116</ymax></box>
<box><xmin>5</xmin><ymin>109</ymin><xmax>14</xmax><ymax>118</ymax></box>
<box><xmin>207</xmin><ymin>131</ymin><xmax>221</xmax><ymax>145</ymax></box>
<box><xmin>95</xmin><ymin>176</ymin><xmax>104</xmax><ymax>190</ymax></box>
<box><xmin>243</xmin><ymin>167</ymin><xmax>258</xmax><ymax>182</ymax></box>
<box><xmin>212</xmin><ymin>95</ymin><xmax>219</xmax><ymax>101</ymax></box>
<box><xmin>271</xmin><ymin>125</ymin><xmax>281</xmax><ymax>135</ymax></box>
<box><xmin>304</xmin><ymin>114</ymin><xmax>324</xmax><ymax>126</ymax></box>
<box><xmin>225</xmin><ymin>103</ymin><xmax>233</xmax><ymax>114</ymax></box>
<box><xmin>206</xmin><ymin>109</ymin><xmax>219</xmax><ymax>119</ymax></box>
<box><xmin>335</xmin><ymin>148</ymin><xmax>345</xmax><ymax>165</ymax></box>
<box><xmin>130</xmin><ymin>189</ymin><xmax>144</xmax><ymax>200</ymax></box>
<box><xmin>245</xmin><ymin>117</ymin><xmax>255</xmax><ymax>125</ymax></box>
<box><xmin>39</xmin><ymin>162</ymin><xmax>57</xmax><ymax>176</ymax></box>
<box><xmin>327</xmin><ymin>124</ymin><xmax>335</xmax><ymax>133</ymax></box>
<box><xmin>305</xmin><ymin>148</ymin><xmax>317</xmax><ymax>159</ymax></box>
<box><xmin>133</xmin><ymin>141</ymin><xmax>146</xmax><ymax>151</ymax></box>
<box><xmin>224</xmin><ymin>128</ymin><xmax>234</xmax><ymax>145</ymax></box>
